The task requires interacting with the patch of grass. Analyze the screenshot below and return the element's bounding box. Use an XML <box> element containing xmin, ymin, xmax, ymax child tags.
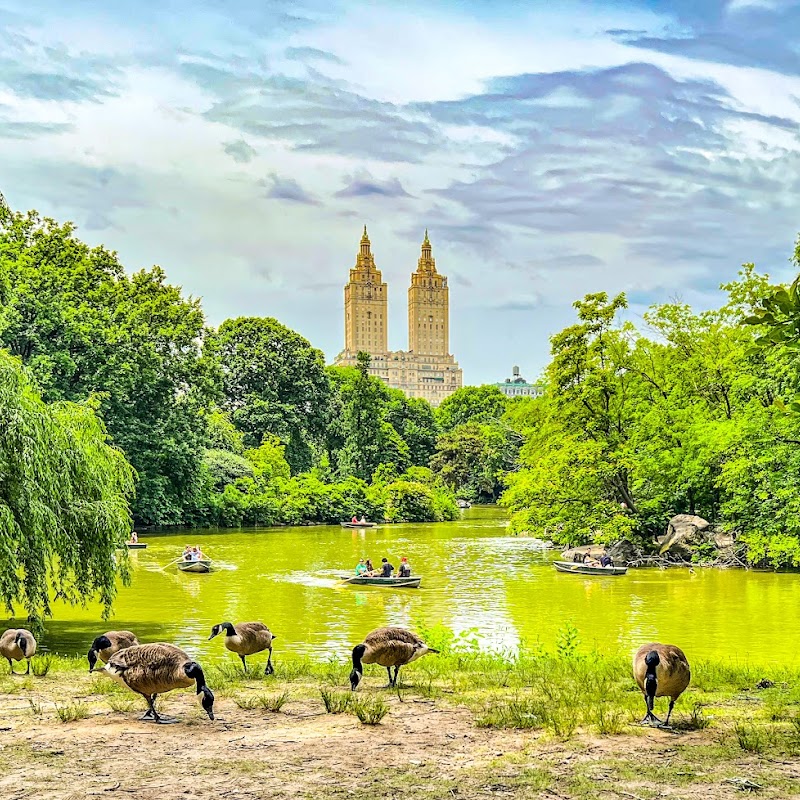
<box><xmin>27</xmin><ymin>697</ymin><xmax>43</xmax><ymax>716</ymax></box>
<box><xmin>350</xmin><ymin>695</ymin><xmax>389</xmax><ymax>724</ymax></box>
<box><xmin>673</xmin><ymin>703</ymin><xmax>711</xmax><ymax>731</ymax></box>
<box><xmin>474</xmin><ymin>697</ymin><xmax>545</xmax><ymax>730</ymax></box>
<box><xmin>54</xmin><ymin>701</ymin><xmax>90</xmax><ymax>723</ymax></box>
<box><xmin>594</xmin><ymin>704</ymin><xmax>627</xmax><ymax>735</ymax></box>
<box><xmin>734</xmin><ymin>721</ymin><xmax>765</xmax><ymax>753</ymax></box>
<box><xmin>320</xmin><ymin>688</ymin><xmax>352</xmax><ymax>713</ymax></box>
<box><xmin>233</xmin><ymin>690</ymin><xmax>290</xmax><ymax>711</ymax></box>
<box><xmin>31</xmin><ymin>654</ymin><xmax>54</xmax><ymax>677</ymax></box>
<box><xmin>260</xmin><ymin>690</ymin><xmax>290</xmax><ymax>712</ymax></box>
<box><xmin>107</xmin><ymin>696</ymin><xmax>137</xmax><ymax>713</ymax></box>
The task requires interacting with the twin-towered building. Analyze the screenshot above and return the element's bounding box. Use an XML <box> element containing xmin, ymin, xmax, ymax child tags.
<box><xmin>333</xmin><ymin>227</ymin><xmax>463</xmax><ymax>405</ymax></box>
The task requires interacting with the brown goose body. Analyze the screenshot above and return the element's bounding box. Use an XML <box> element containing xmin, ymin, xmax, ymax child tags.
<box><xmin>633</xmin><ymin>643</ymin><xmax>691</xmax><ymax>726</ymax></box>
<box><xmin>0</xmin><ymin>629</ymin><xmax>37</xmax><ymax>674</ymax></box>
<box><xmin>350</xmin><ymin>626</ymin><xmax>438</xmax><ymax>690</ymax></box>
<box><xmin>209</xmin><ymin>621</ymin><xmax>276</xmax><ymax>674</ymax></box>
<box><xmin>87</xmin><ymin>630</ymin><xmax>139</xmax><ymax>671</ymax></box>
<box><xmin>101</xmin><ymin>643</ymin><xmax>214</xmax><ymax>723</ymax></box>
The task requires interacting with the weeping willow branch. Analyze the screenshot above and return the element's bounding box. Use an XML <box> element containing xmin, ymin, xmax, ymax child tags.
<box><xmin>0</xmin><ymin>350</ymin><xmax>136</xmax><ymax>632</ymax></box>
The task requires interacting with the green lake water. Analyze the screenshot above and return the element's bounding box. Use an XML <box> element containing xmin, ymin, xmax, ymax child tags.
<box><xmin>28</xmin><ymin>507</ymin><xmax>800</xmax><ymax>666</ymax></box>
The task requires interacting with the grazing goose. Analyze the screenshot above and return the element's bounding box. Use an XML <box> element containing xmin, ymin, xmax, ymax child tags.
<box><xmin>350</xmin><ymin>626</ymin><xmax>439</xmax><ymax>691</ymax></box>
<box><xmin>0</xmin><ymin>629</ymin><xmax>36</xmax><ymax>675</ymax></box>
<box><xmin>98</xmin><ymin>643</ymin><xmax>214</xmax><ymax>724</ymax></box>
<box><xmin>208</xmin><ymin>621</ymin><xmax>276</xmax><ymax>674</ymax></box>
<box><xmin>87</xmin><ymin>630</ymin><xmax>139</xmax><ymax>672</ymax></box>
<box><xmin>633</xmin><ymin>643</ymin><xmax>691</xmax><ymax>727</ymax></box>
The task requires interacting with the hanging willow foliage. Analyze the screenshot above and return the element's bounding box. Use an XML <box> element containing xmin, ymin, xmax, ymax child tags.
<box><xmin>0</xmin><ymin>350</ymin><xmax>136</xmax><ymax>631</ymax></box>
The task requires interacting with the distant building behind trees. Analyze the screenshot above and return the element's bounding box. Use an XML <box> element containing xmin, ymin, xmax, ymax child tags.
<box><xmin>494</xmin><ymin>366</ymin><xmax>544</xmax><ymax>398</ymax></box>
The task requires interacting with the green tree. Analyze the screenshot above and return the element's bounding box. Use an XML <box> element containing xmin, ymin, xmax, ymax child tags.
<box><xmin>436</xmin><ymin>385</ymin><xmax>508</xmax><ymax>432</ymax></box>
<box><xmin>0</xmin><ymin>350</ymin><xmax>135</xmax><ymax>629</ymax></box>
<box><xmin>0</xmin><ymin>210</ymin><xmax>217</xmax><ymax>525</ymax></box>
<box><xmin>208</xmin><ymin>317</ymin><xmax>330</xmax><ymax>473</ymax></box>
<box><xmin>430</xmin><ymin>421</ymin><xmax>519</xmax><ymax>502</ymax></box>
<box><xmin>338</xmin><ymin>352</ymin><xmax>389</xmax><ymax>481</ymax></box>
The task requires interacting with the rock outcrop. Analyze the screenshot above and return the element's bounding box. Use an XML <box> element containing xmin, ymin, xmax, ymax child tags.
<box><xmin>658</xmin><ymin>514</ymin><xmax>711</xmax><ymax>557</ymax></box>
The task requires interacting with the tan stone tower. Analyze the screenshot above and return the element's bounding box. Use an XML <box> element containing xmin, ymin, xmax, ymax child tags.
<box><xmin>334</xmin><ymin>226</ymin><xmax>462</xmax><ymax>404</ymax></box>
<box><xmin>408</xmin><ymin>230</ymin><xmax>449</xmax><ymax>355</ymax></box>
<box><xmin>343</xmin><ymin>226</ymin><xmax>388</xmax><ymax>355</ymax></box>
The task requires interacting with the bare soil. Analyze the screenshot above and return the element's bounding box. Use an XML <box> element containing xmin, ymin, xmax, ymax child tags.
<box><xmin>1</xmin><ymin>686</ymin><xmax>798</xmax><ymax>800</ymax></box>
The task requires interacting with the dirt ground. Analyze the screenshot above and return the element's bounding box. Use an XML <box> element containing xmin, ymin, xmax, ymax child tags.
<box><xmin>1</xmin><ymin>687</ymin><xmax>798</xmax><ymax>800</ymax></box>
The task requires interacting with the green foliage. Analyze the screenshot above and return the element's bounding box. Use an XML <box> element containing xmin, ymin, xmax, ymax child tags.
<box><xmin>208</xmin><ymin>316</ymin><xmax>330</xmax><ymax>474</ymax></box>
<box><xmin>431</xmin><ymin>421</ymin><xmax>520</xmax><ymax>502</ymax></box>
<box><xmin>0</xmin><ymin>351</ymin><xmax>135</xmax><ymax>629</ymax></box>
<box><xmin>436</xmin><ymin>384</ymin><xmax>508</xmax><ymax>432</ymax></box>
<box><xmin>0</xmin><ymin>209</ymin><xmax>216</xmax><ymax>526</ymax></box>
<box><xmin>501</xmin><ymin>246</ymin><xmax>800</xmax><ymax>566</ymax></box>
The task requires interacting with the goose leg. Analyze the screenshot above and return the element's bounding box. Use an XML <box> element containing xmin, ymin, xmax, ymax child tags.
<box><xmin>25</xmin><ymin>659</ymin><xmax>30</xmax><ymax>676</ymax></box>
<box><xmin>265</xmin><ymin>648</ymin><xmax>274</xmax><ymax>676</ymax></box>
<box><xmin>142</xmin><ymin>694</ymin><xmax>179</xmax><ymax>725</ymax></box>
<box><xmin>240</xmin><ymin>654</ymin><xmax>247</xmax><ymax>673</ymax></box>
<box><xmin>7</xmin><ymin>658</ymin><xmax>14</xmax><ymax>675</ymax></box>
<box><xmin>140</xmin><ymin>694</ymin><xmax>156</xmax><ymax>721</ymax></box>
<box><xmin>661</xmin><ymin>698</ymin><xmax>676</xmax><ymax>728</ymax></box>
<box><xmin>382</xmin><ymin>666</ymin><xmax>393</xmax><ymax>688</ymax></box>
<box><xmin>640</xmin><ymin>694</ymin><xmax>662</xmax><ymax>725</ymax></box>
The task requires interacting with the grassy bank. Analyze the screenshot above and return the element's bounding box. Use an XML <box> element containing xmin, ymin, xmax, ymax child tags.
<box><xmin>1</xmin><ymin>627</ymin><xmax>799</xmax><ymax>798</ymax></box>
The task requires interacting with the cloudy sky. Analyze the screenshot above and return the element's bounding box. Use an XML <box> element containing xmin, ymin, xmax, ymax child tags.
<box><xmin>1</xmin><ymin>0</ymin><xmax>799</xmax><ymax>385</ymax></box>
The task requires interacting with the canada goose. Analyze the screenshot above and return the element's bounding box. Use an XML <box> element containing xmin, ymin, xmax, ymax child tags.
<box><xmin>209</xmin><ymin>621</ymin><xmax>276</xmax><ymax>674</ymax></box>
<box><xmin>350</xmin><ymin>626</ymin><xmax>439</xmax><ymax>690</ymax></box>
<box><xmin>98</xmin><ymin>643</ymin><xmax>214</xmax><ymax>724</ymax></box>
<box><xmin>87</xmin><ymin>630</ymin><xmax>139</xmax><ymax>672</ymax></box>
<box><xmin>0</xmin><ymin>629</ymin><xmax>37</xmax><ymax>675</ymax></box>
<box><xmin>633</xmin><ymin>643</ymin><xmax>691</xmax><ymax>726</ymax></box>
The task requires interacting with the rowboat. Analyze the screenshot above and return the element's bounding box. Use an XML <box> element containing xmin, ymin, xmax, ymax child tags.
<box><xmin>178</xmin><ymin>559</ymin><xmax>212</xmax><ymax>573</ymax></box>
<box><xmin>339</xmin><ymin>575</ymin><xmax>421</xmax><ymax>588</ymax></box>
<box><xmin>126</xmin><ymin>543</ymin><xmax>147</xmax><ymax>549</ymax></box>
<box><xmin>553</xmin><ymin>560</ymin><xmax>628</xmax><ymax>576</ymax></box>
<box><xmin>340</xmin><ymin>522</ymin><xmax>378</xmax><ymax>529</ymax></box>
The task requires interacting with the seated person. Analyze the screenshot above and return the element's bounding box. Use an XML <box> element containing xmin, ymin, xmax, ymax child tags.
<box><xmin>379</xmin><ymin>557</ymin><xmax>394</xmax><ymax>577</ymax></box>
<box><xmin>351</xmin><ymin>514</ymin><xmax>358</xmax><ymax>523</ymax></box>
<box><xmin>397</xmin><ymin>557</ymin><xmax>411</xmax><ymax>577</ymax></box>
<box><xmin>130</xmin><ymin>531</ymin><xmax>138</xmax><ymax>544</ymax></box>
<box><xmin>364</xmin><ymin>559</ymin><xmax>375</xmax><ymax>575</ymax></box>
<box><xmin>599</xmin><ymin>552</ymin><xmax>613</xmax><ymax>568</ymax></box>
<box><xmin>355</xmin><ymin>559</ymin><xmax>368</xmax><ymax>576</ymax></box>
<box><xmin>358</xmin><ymin>515</ymin><xmax>367</xmax><ymax>524</ymax></box>
<box><xmin>182</xmin><ymin>546</ymin><xmax>192</xmax><ymax>561</ymax></box>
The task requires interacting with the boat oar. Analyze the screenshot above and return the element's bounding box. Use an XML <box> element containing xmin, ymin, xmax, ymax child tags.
<box><xmin>156</xmin><ymin>557</ymin><xmax>184</xmax><ymax>572</ymax></box>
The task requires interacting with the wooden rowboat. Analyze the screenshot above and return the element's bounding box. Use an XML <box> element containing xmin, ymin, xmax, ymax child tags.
<box><xmin>339</xmin><ymin>575</ymin><xmax>421</xmax><ymax>588</ymax></box>
<box><xmin>553</xmin><ymin>560</ymin><xmax>627</xmax><ymax>576</ymax></box>
<box><xmin>340</xmin><ymin>522</ymin><xmax>378</xmax><ymax>529</ymax></box>
<box><xmin>178</xmin><ymin>559</ymin><xmax>212</xmax><ymax>573</ymax></box>
<box><xmin>126</xmin><ymin>543</ymin><xmax>147</xmax><ymax>549</ymax></box>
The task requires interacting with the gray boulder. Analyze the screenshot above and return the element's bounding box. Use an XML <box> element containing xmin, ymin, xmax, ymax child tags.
<box><xmin>659</xmin><ymin>514</ymin><xmax>711</xmax><ymax>557</ymax></box>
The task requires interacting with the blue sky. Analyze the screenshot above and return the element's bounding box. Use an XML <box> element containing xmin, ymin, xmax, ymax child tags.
<box><xmin>1</xmin><ymin>0</ymin><xmax>799</xmax><ymax>385</ymax></box>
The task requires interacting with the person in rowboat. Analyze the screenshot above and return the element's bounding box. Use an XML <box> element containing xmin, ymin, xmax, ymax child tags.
<box><xmin>397</xmin><ymin>557</ymin><xmax>411</xmax><ymax>578</ymax></box>
<box><xmin>379</xmin><ymin>557</ymin><xmax>394</xmax><ymax>577</ymax></box>
<box><xmin>351</xmin><ymin>514</ymin><xmax>358</xmax><ymax>523</ymax></box>
<box><xmin>355</xmin><ymin>559</ymin><xmax>368</xmax><ymax>576</ymax></box>
<box><xmin>599</xmin><ymin>552</ymin><xmax>613</xmax><ymax>568</ymax></box>
<box><xmin>364</xmin><ymin>559</ymin><xmax>375</xmax><ymax>575</ymax></box>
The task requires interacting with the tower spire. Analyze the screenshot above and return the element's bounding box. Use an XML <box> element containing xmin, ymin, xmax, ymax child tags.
<box><xmin>359</xmin><ymin>225</ymin><xmax>372</xmax><ymax>260</ymax></box>
<box><xmin>418</xmin><ymin>228</ymin><xmax>434</xmax><ymax>271</ymax></box>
